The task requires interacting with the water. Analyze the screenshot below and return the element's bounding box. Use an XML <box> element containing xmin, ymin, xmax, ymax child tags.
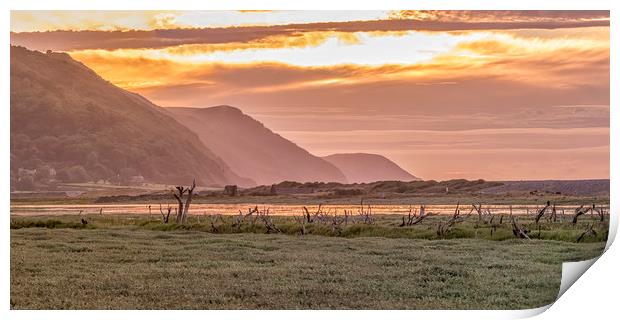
<box><xmin>10</xmin><ymin>203</ymin><xmax>603</xmax><ymax>216</ymax></box>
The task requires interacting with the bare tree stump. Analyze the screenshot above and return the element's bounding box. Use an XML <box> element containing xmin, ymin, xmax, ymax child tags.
<box><xmin>172</xmin><ymin>179</ymin><xmax>196</xmax><ymax>224</ymax></box>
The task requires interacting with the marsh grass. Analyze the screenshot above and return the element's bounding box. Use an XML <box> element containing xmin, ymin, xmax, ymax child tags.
<box><xmin>10</xmin><ymin>227</ymin><xmax>604</xmax><ymax>309</ymax></box>
<box><xmin>10</xmin><ymin>213</ymin><xmax>609</xmax><ymax>243</ymax></box>
<box><xmin>10</xmin><ymin>212</ymin><xmax>607</xmax><ymax>309</ymax></box>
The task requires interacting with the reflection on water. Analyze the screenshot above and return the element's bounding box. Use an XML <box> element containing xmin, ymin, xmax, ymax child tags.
<box><xmin>10</xmin><ymin>203</ymin><xmax>606</xmax><ymax>216</ymax></box>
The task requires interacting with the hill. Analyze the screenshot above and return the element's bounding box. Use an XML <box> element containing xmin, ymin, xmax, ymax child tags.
<box><xmin>10</xmin><ymin>46</ymin><xmax>253</xmax><ymax>188</ymax></box>
<box><xmin>481</xmin><ymin>179</ymin><xmax>610</xmax><ymax>196</ymax></box>
<box><xmin>168</xmin><ymin>106</ymin><xmax>347</xmax><ymax>185</ymax></box>
<box><xmin>323</xmin><ymin>153</ymin><xmax>419</xmax><ymax>183</ymax></box>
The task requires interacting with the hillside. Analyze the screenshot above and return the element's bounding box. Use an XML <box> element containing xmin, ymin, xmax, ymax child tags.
<box><xmin>10</xmin><ymin>46</ymin><xmax>253</xmax><ymax>188</ymax></box>
<box><xmin>323</xmin><ymin>153</ymin><xmax>419</xmax><ymax>183</ymax></box>
<box><xmin>481</xmin><ymin>179</ymin><xmax>610</xmax><ymax>196</ymax></box>
<box><xmin>168</xmin><ymin>106</ymin><xmax>348</xmax><ymax>185</ymax></box>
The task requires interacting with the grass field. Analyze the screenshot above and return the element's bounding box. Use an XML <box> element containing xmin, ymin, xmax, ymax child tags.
<box><xmin>10</xmin><ymin>212</ymin><xmax>610</xmax><ymax>243</ymax></box>
<box><xmin>10</xmin><ymin>212</ymin><xmax>607</xmax><ymax>309</ymax></box>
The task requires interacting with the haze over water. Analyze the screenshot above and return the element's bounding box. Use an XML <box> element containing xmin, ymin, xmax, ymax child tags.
<box><xmin>10</xmin><ymin>203</ymin><xmax>607</xmax><ymax>217</ymax></box>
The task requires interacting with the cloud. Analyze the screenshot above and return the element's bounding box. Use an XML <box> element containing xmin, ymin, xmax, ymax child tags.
<box><xmin>9</xmin><ymin>11</ymin><xmax>609</xmax><ymax>180</ymax></box>
<box><xmin>11</xmin><ymin>16</ymin><xmax>609</xmax><ymax>51</ymax></box>
<box><xmin>389</xmin><ymin>10</ymin><xmax>609</xmax><ymax>22</ymax></box>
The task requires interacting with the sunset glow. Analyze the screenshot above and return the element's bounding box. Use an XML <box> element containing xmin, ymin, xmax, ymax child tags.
<box><xmin>10</xmin><ymin>10</ymin><xmax>610</xmax><ymax>180</ymax></box>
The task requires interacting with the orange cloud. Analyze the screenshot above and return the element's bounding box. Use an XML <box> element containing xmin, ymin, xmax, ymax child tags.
<box><xmin>11</xmin><ymin>16</ymin><xmax>609</xmax><ymax>52</ymax></box>
<box><xmin>389</xmin><ymin>10</ymin><xmax>610</xmax><ymax>22</ymax></box>
<box><xmin>66</xmin><ymin>27</ymin><xmax>608</xmax><ymax>95</ymax></box>
<box><xmin>164</xmin><ymin>31</ymin><xmax>360</xmax><ymax>56</ymax></box>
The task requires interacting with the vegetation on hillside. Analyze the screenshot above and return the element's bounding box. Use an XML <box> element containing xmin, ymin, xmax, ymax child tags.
<box><xmin>10</xmin><ymin>46</ymin><xmax>251</xmax><ymax>189</ymax></box>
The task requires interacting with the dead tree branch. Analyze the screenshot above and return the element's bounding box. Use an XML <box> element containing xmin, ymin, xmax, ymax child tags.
<box><xmin>535</xmin><ymin>201</ymin><xmax>551</xmax><ymax>224</ymax></box>
<box><xmin>590</xmin><ymin>204</ymin><xmax>605</xmax><ymax>222</ymax></box>
<box><xmin>400</xmin><ymin>205</ymin><xmax>434</xmax><ymax>227</ymax></box>
<box><xmin>302</xmin><ymin>204</ymin><xmax>324</xmax><ymax>223</ymax></box>
<box><xmin>511</xmin><ymin>217</ymin><xmax>530</xmax><ymax>240</ymax></box>
<box><xmin>572</xmin><ymin>205</ymin><xmax>590</xmax><ymax>225</ymax></box>
<box><xmin>258</xmin><ymin>208</ymin><xmax>281</xmax><ymax>234</ymax></box>
<box><xmin>472</xmin><ymin>203</ymin><xmax>492</xmax><ymax>223</ymax></box>
<box><xmin>172</xmin><ymin>179</ymin><xmax>196</xmax><ymax>224</ymax></box>
<box><xmin>576</xmin><ymin>223</ymin><xmax>598</xmax><ymax>243</ymax></box>
<box><xmin>232</xmin><ymin>206</ymin><xmax>259</xmax><ymax>232</ymax></box>
<box><xmin>330</xmin><ymin>211</ymin><xmax>345</xmax><ymax>235</ymax></box>
<box><xmin>358</xmin><ymin>198</ymin><xmax>374</xmax><ymax>224</ymax></box>
<box><xmin>159</xmin><ymin>203</ymin><xmax>172</xmax><ymax>223</ymax></box>
<box><xmin>293</xmin><ymin>213</ymin><xmax>307</xmax><ymax>235</ymax></box>
<box><xmin>436</xmin><ymin>203</ymin><xmax>469</xmax><ymax>237</ymax></box>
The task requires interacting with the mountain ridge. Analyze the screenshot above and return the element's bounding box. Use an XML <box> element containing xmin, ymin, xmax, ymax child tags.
<box><xmin>168</xmin><ymin>106</ymin><xmax>349</xmax><ymax>185</ymax></box>
<box><xmin>323</xmin><ymin>153</ymin><xmax>419</xmax><ymax>183</ymax></box>
<box><xmin>10</xmin><ymin>46</ymin><xmax>253</xmax><ymax>187</ymax></box>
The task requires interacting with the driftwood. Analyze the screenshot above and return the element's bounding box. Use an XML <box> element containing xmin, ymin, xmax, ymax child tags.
<box><xmin>436</xmin><ymin>203</ymin><xmax>470</xmax><ymax>237</ymax></box>
<box><xmin>330</xmin><ymin>212</ymin><xmax>345</xmax><ymax>235</ymax></box>
<box><xmin>572</xmin><ymin>205</ymin><xmax>590</xmax><ymax>225</ymax></box>
<box><xmin>302</xmin><ymin>204</ymin><xmax>323</xmax><ymax>223</ymax></box>
<box><xmin>358</xmin><ymin>199</ymin><xmax>374</xmax><ymax>224</ymax></box>
<box><xmin>172</xmin><ymin>179</ymin><xmax>196</xmax><ymax>224</ymax></box>
<box><xmin>576</xmin><ymin>223</ymin><xmax>598</xmax><ymax>243</ymax></box>
<box><xmin>316</xmin><ymin>207</ymin><xmax>333</xmax><ymax>224</ymax></box>
<box><xmin>473</xmin><ymin>203</ymin><xmax>483</xmax><ymax>222</ymax></box>
<box><xmin>549</xmin><ymin>202</ymin><xmax>557</xmax><ymax>223</ymax></box>
<box><xmin>232</xmin><ymin>206</ymin><xmax>259</xmax><ymax>232</ymax></box>
<box><xmin>511</xmin><ymin>217</ymin><xmax>530</xmax><ymax>239</ymax></box>
<box><xmin>590</xmin><ymin>204</ymin><xmax>605</xmax><ymax>222</ymax></box>
<box><xmin>159</xmin><ymin>203</ymin><xmax>172</xmax><ymax>223</ymax></box>
<box><xmin>258</xmin><ymin>208</ymin><xmax>281</xmax><ymax>234</ymax></box>
<box><xmin>343</xmin><ymin>210</ymin><xmax>351</xmax><ymax>225</ymax></box>
<box><xmin>208</xmin><ymin>214</ymin><xmax>225</xmax><ymax>233</ymax></box>
<box><xmin>535</xmin><ymin>201</ymin><xmax>551</xmax><ymax>224</ymax></box>
<box><xmin>472</xmin><ymin>203</ymin><xmax>492</xmax><ymax>223</ymax></box>
<box><xmin>293</xmin><ymin>213</ymin><xmax>307</xmax><ymax>235</ymax></box>
<box><xmin>399</xmin><ymin>205</ymin><xmax>432</xmax><ymax>227</ymax></box>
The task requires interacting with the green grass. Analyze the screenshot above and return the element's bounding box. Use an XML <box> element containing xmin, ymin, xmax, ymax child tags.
<box><xmin>11</xmin><ymin>228</ymin><xmax>604</xmax><ymax>309</ymax></box>
<box><xmin>10</xmin><ymin>213</ymin><xmax>609</xmax><ymax>243</ymax></box>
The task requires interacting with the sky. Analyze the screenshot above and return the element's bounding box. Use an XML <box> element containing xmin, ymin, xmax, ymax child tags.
<box><xmin>10</xmin><ymin>10</ymin><xmax>610</xmax><ymax>181</ymax></box>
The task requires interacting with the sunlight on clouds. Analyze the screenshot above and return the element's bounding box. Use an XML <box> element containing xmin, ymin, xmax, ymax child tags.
<box><xmin>71</xmin><ymin>28</ymin><xmax>608</xmax><ymax>67</ymax></box>
<box><xmin>9</xmin><ymin>11</ymin><xmax>609</xmax><ymax>180</ymax></box>
<box><xmin>163</xmin><ymin>31</ymin><xmax>361</xmax><ymax>56</ymax></box>
<box><xmin>11</xmin><ymin>10</ymin><xmax>392</xmax><ymax>32</ymax></box>
<box><xmin>71</xmin><ymin>31</ymin><xmax>472</xmax><ymax>67</ymax></box>
<box><xmin>11</xmin><ymin>11</ymin><xmax>166</xmax><ymax>32</ymax></box>
<box><xmin>67</xmin><ymin>27</ymin><xmax>608</xmax><ymax>92</ymax></box>
<box><xmin>454</xmin><ymin>32</ymin><xmax>607</xmax><ymax>57</ymax></box>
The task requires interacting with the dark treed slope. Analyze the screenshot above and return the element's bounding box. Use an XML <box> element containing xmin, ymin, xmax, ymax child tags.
<box><xmin>323</xmin><ymin>153</ymin><xmax>419</xmax><ymax>183</ymax></box>
<box><xmin>10</xmin><ymin>46</ymin><xmax>253</xmax><ymax>188</ymax></box>
<box><xmin>168</xmin><ymin>106</ymin><xmax>348</xmax><ymax>185</ymax></box>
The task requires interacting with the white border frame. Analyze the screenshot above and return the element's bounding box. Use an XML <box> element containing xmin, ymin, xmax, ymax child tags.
<box><xmin>1</xmin><ymin>1</ymin><xmax>616</xmax><ymax>319</ymax></box>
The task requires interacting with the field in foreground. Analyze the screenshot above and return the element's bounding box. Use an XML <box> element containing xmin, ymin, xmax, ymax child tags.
<box><xmin>11</xmin><ymin>228</ymin><xmax>604</xmax><ymax>309</ymax></box>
